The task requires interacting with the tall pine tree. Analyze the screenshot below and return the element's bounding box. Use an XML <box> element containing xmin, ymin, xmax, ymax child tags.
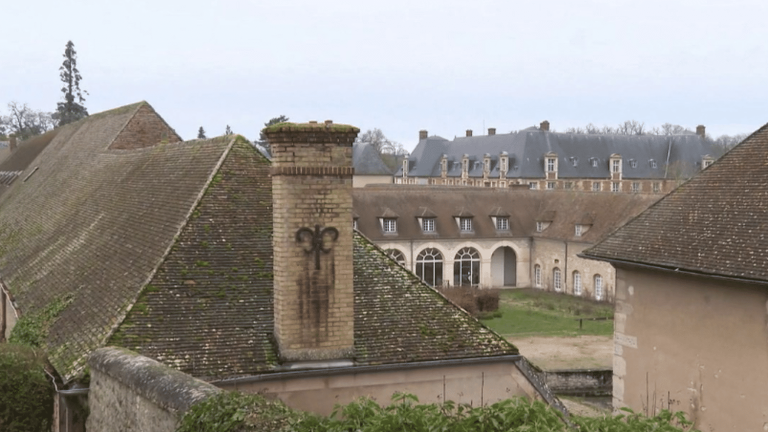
<box><xmin>197</xmin><ymin>127</ymin><xmax>206</xmax><ymax>139</ymax></box>
<box><xmin>55</xmin><ymin>41</ymin><xmax>88</xmax><ymax>126</ymax></box>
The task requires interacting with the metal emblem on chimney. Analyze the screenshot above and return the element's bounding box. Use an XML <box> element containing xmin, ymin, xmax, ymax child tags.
<box><xmin>295</xmin><ymin>225</ymin><xmax>339</xmax><ymax>270</ymax></box>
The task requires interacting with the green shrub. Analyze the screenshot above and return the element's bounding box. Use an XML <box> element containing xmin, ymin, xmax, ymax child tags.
<box><xmin>0</xmin><ymin>344</ymin><xmax>54</xmax><ymax>432</ymax></box>
<box><xmin>438</xmin><ymin>287</ymin><xmax>500</xmax><ymax>317</ymax></box>
<box><xmin>176</xmin><ymin>391</ymin><xmax>307</xmax><ymax>432</ymax></box>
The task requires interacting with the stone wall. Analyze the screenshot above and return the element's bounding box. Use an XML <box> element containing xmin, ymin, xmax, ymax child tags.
<box><xmin>544</xmin><ymin>369</ymin><xmax>612</xmax><ymax>396</ymax></box>
<box><xmin>109</xmin><ymin>104</ymin><xmax>182</xmax><ymax>150</ymax></box>
<box><xmin>87</xmin><ymin>347</ymin><xmax>221</xmax><ymax>432</ymax></box>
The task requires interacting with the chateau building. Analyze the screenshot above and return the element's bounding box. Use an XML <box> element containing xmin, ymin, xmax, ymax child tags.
<box><xmin>396</xmin><ymin>121</ymin><xmax>717</xmax><ymax>195</ymax></box>
<box><xmin>353</xmin><ymin>185</ymin><xmax>658</xmax><ymax>302</ymax></box>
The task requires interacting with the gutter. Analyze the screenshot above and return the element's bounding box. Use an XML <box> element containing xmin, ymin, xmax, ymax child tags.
<box><xmin>45</xmin><ymin>369</ymin><xmax>89</xmax><ymax>396</ymax></box>
<box><xmin>578</xmin><ymin>253</ymin><xmax>768</xmax><ymax>287</ymax></box>
<box><xmin>210</xmin><ymin>355</ymin><xmax>523</xmax><ymax>386</ymax></box>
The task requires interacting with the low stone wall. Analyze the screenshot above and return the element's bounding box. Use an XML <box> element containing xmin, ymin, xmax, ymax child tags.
<box><xmin>543</xmin><ymin>369</ymin><xmax>612</xmax><ymax>396</ymax></box>
<box><xmin>87</xmin><ymin>347</ymin><xmax>221</xmax><ymax>432</ymax></box>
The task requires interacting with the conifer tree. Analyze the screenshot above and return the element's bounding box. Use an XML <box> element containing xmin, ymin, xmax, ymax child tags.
<box><xmin>55</xmin><ymin>41</ymin><xmax>88</xmax><ymax>126</ymax></box>
<box><xmin>197</xmin><ymin>126</ymin><xmax>206</xmax><ymax>139</ymax></box>
<box><xmin>225</xmin><ymin>125</ymin><xmax>233</xmax><ymax>135</ymax></box>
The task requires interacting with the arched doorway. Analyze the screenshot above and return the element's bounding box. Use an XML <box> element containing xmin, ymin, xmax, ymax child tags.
<box><xmin>491</xmin><ymin>246</ymin><xmax>517</xmax><ymax>287</ymax></box>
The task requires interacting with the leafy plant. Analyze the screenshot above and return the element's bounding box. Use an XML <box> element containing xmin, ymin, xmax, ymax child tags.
<box><xmin>0</xmin><ymin>344</ymin><xmax>54</xmax><ymax>431</ymax></box>
<box><xmin>10</xmin><ymin>294</ymin><xmax>73</xmax><ymax>347</ymax></box>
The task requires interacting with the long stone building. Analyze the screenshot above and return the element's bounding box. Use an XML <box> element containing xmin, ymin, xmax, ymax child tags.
<box><xmin>353</xmin><ymin>185</ymin><xmax>658</xmax><ymax>302</ymax></box>
<box><xmin>396</xmin><ymin>121</ymin><xmax>717</xmax><ymax>195</ymax></box>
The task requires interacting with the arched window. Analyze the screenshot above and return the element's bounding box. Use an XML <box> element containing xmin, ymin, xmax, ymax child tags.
<box><xmin>385</xmin><ymin>249</ymin><xmax>406</xmax><ymax>266</ymax></box>
<box><xmin>553</xmin><ymin>268</ymin><xmax>562</xmax><ymax>292</ymax></box>
<box><xmin>454</xmin><ymin>247</ymin><xmax>480</xmax><ymax>286</ymax></box>
<box><xmin>594</xmin><ymin>274</ymin><xmax>603</xmax><ymax>300</ymax></box>
<box><xmin>534</xmin><ymin>264</ymin><xmax>541</xmax><ymax>288</ymax></box>
<box><xmin>416</xmin><ymin>248</ymin><xmax>443</xmax><ymax>287</ymax></box>
<box><xmin>573</xmin><ymin>271</ymin><xmax>582</xmax><ymax>295</ymax></box>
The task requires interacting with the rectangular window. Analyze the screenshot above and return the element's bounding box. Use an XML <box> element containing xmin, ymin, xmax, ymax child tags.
<box><xmin>529</xmin><ymin>182</ymin><xmax>538</xmax><ymax>190</ymax></box>
<box><xmin>591</xmin><ymin>159</ymin><xmax>598</xmax><ymax>168</ymax></box>
<box><xmin>592</xmin><ymin>182</ymin><xmax>601</xmax><ymax>192</ymax></box>
<box><xmin>630</xmin><ymin>160</ymin><xmax>637</xmax><ymax>168</ymax></box>
<box><xmin>353</xmin><ymin>219</ymin><xmax>358</xmax><ymax>230</ymax></box>
<box><xmin>554</xmin><ymin>268</ymin><xmax>562</xmax><ymax>292</ymax></box>
<box><xmin>612</xmin><ymin>159</ymin><xmax>621</xmax><ymax>173</ymax></box>
<box><xmin>534</xmin><ymin>265</ymin><xmax>541</xmax><ymax>287</ymax></box>
<box><xmin>653</xmin><ymin>182</ymin><xmax>661</xmax><ymax>193</ymax></box>
<box><xmin>631</xmin><ymin>182</ymin><xmax>640</xmax><ymax>193</ymax></box>
<box><xmin>546</xmin><ymin>181</ymin><xmax>555</xmax><ymax>190</ymax></box>
<box><xmin>500</xmin><ymin>159</ymin><xmax>507</xmax><ymax>173</ymax></box>
<box><xmin>704</xmin><ymin>160</ymin><xmax>713</xmax><ymax>168</ymax></box>
<box><xmin>650</xmin><ymin>160</ymin><xmax>657</xmax><ymax>169</ymax></box>
<box><xmin>575</xmin><ymin>225</ymin><xmax>582</xmax><ymax>237</ymax></box>
<box><xmin>564</xmin><ymin>181</ymin><xmax>573</xmax><ymax>190</ymax></box>
<box><xmin>536</xmin><ymin>222</ymin><xmax>544</xmax><ymax>232</ymax></box>
<box><xmin>611</xmin><ymin>182</ymin><xmax>620</xmax><ymax>192</ymax></box>
<box><xmin>547</xmin><ymin>158</ymin><xmax>555</xmax><ymax>172</ymax></box>
<box><xmin>422</xmin><ymin>218</ymin><xmax>435</xmax><ymax>232</ymax></box>
<box><xmin>383</xmin><ymin>218</ymin><xmax>397</xmax><ymax>233</ymax></box>
<box><xmin>496</xmin><ymin>217</ymin><xmax>509</xmax><ymax>230</ymax></box>
<box><xmin>460</xmin><ymin>217</ymin><xmax>473</xmax><ymax>232</ymax></box>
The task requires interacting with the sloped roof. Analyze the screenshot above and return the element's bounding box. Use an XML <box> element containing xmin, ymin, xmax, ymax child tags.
<box><xmin>582</xmin><ymin>122</ymin><xmax>768</xmax><ymax>283</ymax></box>
<box><xmin>0</xmin><ymin>102</ymin><xmax>230</xmax><ymax>380</ymax></box>
<box><xmin>353</xmin><ymin>142</ymin><xmax>394</xmax><ymax>175</ymax></box>
<box><xmin>400</xmin><ymin>130</ymin><xmax>716</xmax><ymax>180</ymax></box>
<box><xmin>353</xmin><ymin>186</ymin><xmax>659</xmax><ymax>243</ymax></box>
<box><xmin>112</xmin><ymin>142</ymin><xmax>516</xmax><ymax>380</ymax></box>
<box><xmin>1</xmin><ymin>102</ymin><xmax>518</xmax><ymax>382</ymax></box>
<box><xmin>0</xmin><ymin>129</ymin><xmax>61</xmax><ymax>191</ymax></box>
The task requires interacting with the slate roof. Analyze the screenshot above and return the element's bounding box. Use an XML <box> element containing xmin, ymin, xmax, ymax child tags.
<box><xmin>0</xmin><ymin>102</ymin><xmax>517</xmax><ymax>382</ymax></box>
<box><xmin>400</xmin><ymin>130</ymin><xmax>716</xmax><ymax>180</ymax></box>
<box><xmin>353</xmin><ymin>186</ymin><xmax>659</xmax><ymax>243</ymax></box>
<box><xmin>582</xmin><ymin>122</ymin><xmax>768</xmax><ymax>283</ymax></box>
<box><xmin>353</xmin><ymin>142</ymin><xmax>394</xmax><ymax>175</ymax></box>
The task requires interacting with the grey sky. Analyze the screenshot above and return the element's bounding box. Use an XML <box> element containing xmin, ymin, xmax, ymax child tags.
<box><xmin>3</xmin><ymin>0</ymin><xmax>767</xmax><ymax>151</ymax></box>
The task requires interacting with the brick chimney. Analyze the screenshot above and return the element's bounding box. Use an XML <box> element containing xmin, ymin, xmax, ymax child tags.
<box><xmin>488</xmin><ymin>128</ymin><xmax>496</xmax><ymax>136</ymax></box>
<box><xmin>696</xmin><ymin>125</ymin><xmax>706</xmax><ymax>138</ymax></box>
<box><xmin>419</xmin><ymin>130</ymin><xmax>428</xmax><ymax>140</ymax></box>
<box><xmin>9</xmin><ymin>135</ymin><xmax>16</xmax><ymax>152</ymax></box>
<box><xmin>263</xmin><ymin>120</ymin><xmax>359</xmax><ymax>362</ymax></box>
<box><xmin>540</xmin><ymin>121</ymin><xmax>550</xmax><ymax>132</ymax></box>
<box><xmin>466</xmin><ymin>129</ymin><xmax>473</xmax><ymax>137</ymax></box>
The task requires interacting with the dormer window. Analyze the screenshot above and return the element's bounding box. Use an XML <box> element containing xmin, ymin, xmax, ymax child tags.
<box><xmin>353</xmin><ymin>218</ymin><xmax>358</xmax><ymax>230</ymax></box>
<box><xmin>546</xmin><ymin>158</ymin><xmax>556</xmax><ymax>172</ymax></box>
<box><xmin>629</xmin><ymin>159</ymin><xmax>637</xmax><ymax>168</ymax></box>
<box><xmin>440</xmin><ymin>156</ymin><xmax>448</xmax><ymax>175</ymax></box>
<box><xmin>500</xmin><ymin>157</ymin><xmax>508</xmax><ymax>173</ymax></box>
<box><xmin>591</xmin><ymin>158</ymin><xmax>598</xmax><ymax>168</ymax></box>
<box><xmin>496</xmin><ymin>217</ymin><xmax>509</xmax><ymax>230</ymax></box>
<box><xmin>460</xmin><ymin>217</ymin><xmax>473</xmax><ymax>232</ymax></box>
<box><xmin>402</xmin><ymin>160</ymin><xmax>408</xmax><ymax>177</ymax></box>
<box><xmin>383</xmin><ymin>218</ymin><xmax>397</xmax><ymax>233</ymax></box>
<box><xmin>422</xmin><ymin>218</ymin><xmax>435</xmax><ymax>232</ymax></box>
<box><xmin>575</xmin><ymin>224</ymin><xmax>583</xmax><ymax>237</ymax></box>
<box><xmin>649</xmin><ymin>159</ymin><xmax>657</xmax><ymax>169</ymax></box>
<box><xmin>611</xmin><ymin>159</ymin><xmax>621</xmax><ymax>173</ymax></box>
<box><xmin>536</xmin><ymin>221</ymin><xmax>551</xmax><ymax>232</ymax></box>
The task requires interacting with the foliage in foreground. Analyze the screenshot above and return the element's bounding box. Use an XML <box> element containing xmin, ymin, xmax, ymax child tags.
<box><xmin>177</xmin><ymin>391</ymin><xmax>699</xmax><ymax>432</ymax></box>
<box><xmin>0</xmin><ymin>343</ymin><xmax>54</xmax><ymax>432</ymax></box>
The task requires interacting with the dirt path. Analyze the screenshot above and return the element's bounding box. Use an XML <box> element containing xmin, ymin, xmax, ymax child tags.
<box><xmin>512</xmin><ymin>335</ymin><xmax>613</xmax><ymax>370</ymax></box>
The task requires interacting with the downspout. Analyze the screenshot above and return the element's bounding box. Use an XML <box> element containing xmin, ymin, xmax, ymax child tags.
<box><xmin>664</xmin><ymin>139</ymin><xmax>672</xmax><ymax>179</ymax></box>
<box><xmin>564</xmin><ymin>241</ymin><xmax>568</xmax><ymax>293</ymax></box>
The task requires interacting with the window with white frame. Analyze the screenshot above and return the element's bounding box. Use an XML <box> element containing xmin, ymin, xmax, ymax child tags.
<box><xmin>496</xmin><ymin>217</ymin><xmax>509</xmax><ymax>231</ymax></box>
<box><xmin>454</xmin><ymin>247</ymin><xmax>480</xmax><ymax>286</ymax></box>
<box><xmin>653</xmin><ymin>182</ymin><xmax>661</xmax><ymax>193</ymax></box>
<box><xmin>416</xmin><ymin>248</ymin><xmax>443</xmax><ymax>287</ymax></box>
<box><xmin>460</xmin><ymin>217</ymin><xmax>473</xmax><ymax>232</ymax></box>
<box><xmin>650</xmin><ymin>160</ymin><xmax>657</xmax><ymax>169</ymax></box>
<box><xmin>422</xmin><ymin>218</ymin><xmax>435</xmax><ymax>232</ymax></box>
<box><xmin>546</xmin><ymin>158</ymin><xmax>556</xmax><ymax>172</ymax></box>
<box><xmin>386</xmin><ymin>249</ymin><xmax>406</xmax><ymax>266</ymax></box>
<box><xmin>500</xmin><ymin>158</ymin><xmax>508</xmax><ymax>173</ymax></box>
<box><xmin>534</xmin><ymin>264</ymin><xmax>542</xmax><ymax>287</ymax></box>
<box><xmin>704</xmin><ymin>160</ymin><xmax>713</xmax><ymax>168</ymax></box>
<box><xmin>383</xmin><ymin>218</ymin><xmax>397</xmax><ymax>233</ymax></box>
<box><xmin>592</xmin><ymin>182</ymin><xmax>601</xmax><ymax>192</ymax></box>
<box><xmin>575</xmin><ymin>224</ymin><xmax>583</xmax><ymax>237</ymax></box>
<box><xmin>594</xmin><ymin>274</ymin><xmax>603</xmax><ymax>300</ymax></box>
<box><xmin>612</xmin><ymin>159</ymin><xmax>621</xmax><ymax>173</ymax></box>
<box><xmin>529</xmin><ymin>182</ymin><xmax>538</xmax><ymax>190</ymax></box>
<box><xmin>573</xmin><ymin>271</ymin><xmax>582</xmax><ymax>295</ymax></box>
<box><xmin>591</xmin><ymin>159</ymin><xmax>598</xmax><ymax>168</ymax></box>
<box><xmin>630</xmin><ymin>160</ymin><xmax>637</xmax><ymax>168</ymax></box>
<box><xmin>553</xmin><ymin>268</ymin><xmax>562</xmax><ymax>292</ymax></box>
<box><xmin>353</xmin><ymin>219</ymin><xmax>358</xmax><ymax>230</ymax></box>
<box><xmin>611</xmin><ymin>182</ymin><xmax>620</xmax><ymax>192</ymax></box>
<box><xmin>536</xmin><ymin>221</ymin><xmax>545</xmax><ymax>232</ymax></box>
<box><xmin>631</xmin><ymin>182</ymin><xmax>640</xmax><ymax>193</ymax></box>
<box><xmin>546</xmin><ymin>181</ymin><xmax>555</xmax><ymax>190</ymax></box>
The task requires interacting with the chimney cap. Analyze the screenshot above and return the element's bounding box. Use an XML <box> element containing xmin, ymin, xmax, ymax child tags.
<box><xmin>540</xmin><ymin>120</ymin><xmax>550</xmax><ymax>131</ymax></box>
<box><xmin>466</xmin><ymin>129</ymin><xmax>473</xmax><ymax>137</ymax></box>
<box><xmin>696</xmin><ymin>125</ymin><xmax>706</xmax><ymax>137</ymax></box>
<box><xmin>488</xmin><ymin>127</ymin><xmax>496</xmax><ymax>135</ymax></box>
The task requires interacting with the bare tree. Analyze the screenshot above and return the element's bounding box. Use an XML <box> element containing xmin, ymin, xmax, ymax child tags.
<box><xmin>4</xmin><ymin>102</ymin><xmax>55</xmax><ymax>140</ymax></box>
<box><xmin>356</xmin><ymin>128</ymin><xmax>406</xmax><ymax>155</ymax></box>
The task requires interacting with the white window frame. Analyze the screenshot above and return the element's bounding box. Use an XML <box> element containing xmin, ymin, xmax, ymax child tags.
<box><xmin>383</xmin><ymin>218</ymin><xmax>397</xmax><ymax>233</ymax></box>
<box><xmin>546</xmin><ymin>158</ymin><xmax>556</xmax><ymax>172</ymax></box>
<box><xmin>529</xmin><ymin>182</ymin><xmax>538</xmax><ymax>190</ymax></box>
<box><xmin>536</xmin><ymin>221</ymin><xmax>544</xmax><ymax>232</ymax></box>
<box><xmin>553</xmin><ymin>268</ymin><xmax>562</xmax><ymax>292</ymax></box>
<box><xmin>650</xmin><ymin>160</ymin><xmax>657</xmax><ymax>169</ymax></box>
<box><xmin>353</xmin><ymin>219</ymin><xmax>358</xmax><ymax>230</ymax></box>
<box><xmin>460</xmin><ymin>217</ymin><xmax>473</xmax><ymax>232</ymax></box>
<box><xmin>500</xmin><ymin>158</ymin><xmax>508</xmax><ymax>173</ymax></box>
<box><xmin>591</xmin><ymin>159</ymin><xmax>598</xmax><ymax>168</ymax></box>
<box><xmin>573</xmin><ymin>271</ymin><xmax>582</xmax><ymax>295</ymax></box>
<box><xmin>611</xmin><ymin>182</ymin><xmax>620</xmax><ymax>192</ymax></box>
<box><xmin>592</xmin><ymin>182</ymin><xmax>601</xmax><ymax>192</ymax></box>
<box><xmin>546</xmin><ymin>181</ymin><xmax>555</xmax><ymax>190</ymax></box>
<box><xmin>575</xmin><ymin>224</ymin><xmax>583</xmax><ymax>237</ymax></box>
<box><xmin>631</xmin><ymin>182</ymin><xmax>640</xmax><ymax>193</ymax></box>
<box><xmin>594</xmin><ymin>274</ymin><xmax>603</xmax><ymax>300</ymax></box>
<box><xmin>534</xmin><ymin>264</ymin><xmax>542</xmax><ymax>288</ymax></box>
<box><xmin>612</xmin><ymin>159</ymin><xmax>621</xmax><ymax>173</ymax></box>
<box><xmin>630</xmin><ymin>160</ymin><xmax>637</xmax><ymax>168</ymax></box>
<box><xmin>496</xmin><ymin>217</ymin><xmax>509</xmax><ymax>231</ymax></box>
<box><xmin>422</xmin><ymin>218</ymin><xmax>435</xmax><ymax>233</ymax></box>
<box><xmin>653</xmin><ymin>182</ymin><xmax>661</xmax><ymax>193</ymax></box>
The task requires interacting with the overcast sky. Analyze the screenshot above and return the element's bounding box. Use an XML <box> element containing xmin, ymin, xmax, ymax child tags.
<box><xmin>3</xmin><ymin>0</ymin><xmax>767</xmax><ymax>151</ymax></box>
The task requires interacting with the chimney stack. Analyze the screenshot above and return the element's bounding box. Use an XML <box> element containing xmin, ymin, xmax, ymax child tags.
<box><xmin>466</xmin><ymin>129</ymin><xmax>473</xmax><ymax>137</ymax></box>
<box><xmin>9</xmin><ymin>135</ymin><xmax>16</xmax><ymax>152</ymax></box>
<box><xmin>419</xmin><ymin>130</ymin><xmax>428</xmax><ymax>140</ymax></box>
<box><xmin>540</xmin><ymin>121</ymin><xmax>550</xmax><ymax>132</ymax></box>
<box><xmin>263</xmin><ymin>120</ymin><xmax>359</xmax><ymax>362</ymax></box>
<box><xmin>696</xmin><ymin>125</ymin><xmax>706</xmax><ymax>138</ymax></box>
<box><xmin>488</xmin><ymin>128</ymin><xmax>496</xmax><ymax>136</ymax></box>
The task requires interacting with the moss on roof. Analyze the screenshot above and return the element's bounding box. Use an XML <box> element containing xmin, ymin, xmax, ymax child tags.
<box><xmin>262</xmin><ymin>122</ymin><xmax>359</xmax><ymax>134</ymax></box>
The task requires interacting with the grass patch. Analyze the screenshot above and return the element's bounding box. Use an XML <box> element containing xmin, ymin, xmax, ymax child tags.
<box><xmin>480</xmin><ymin>289</ymin><xmax>613</xmax><ymax>338</ymax></box>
